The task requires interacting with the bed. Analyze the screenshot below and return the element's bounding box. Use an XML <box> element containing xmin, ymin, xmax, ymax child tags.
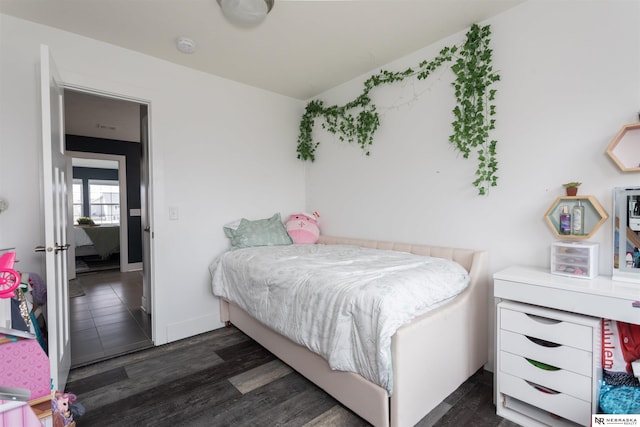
<box><xmin>73</xmin><ymin>225</ymin><xmax>120</xmax><ymax>259</ymax></box>
<box><xmin>211</xmin><ymin>235</ymin><xmax>490</xmax><ymax>427</ymax></box>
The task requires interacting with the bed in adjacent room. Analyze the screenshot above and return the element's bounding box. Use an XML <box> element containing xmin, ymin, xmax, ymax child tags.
<box><xmin>73</xmin><ymin>225</ymin><xmax>120</xmax><ymax>259</ymax></box>
<box><xmin>210</xmin><ymin>227</ymin><xmax>489</xmax><ymax>427</ymax></box>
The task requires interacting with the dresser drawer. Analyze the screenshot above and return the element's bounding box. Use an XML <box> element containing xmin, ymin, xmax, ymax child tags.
<box><xmin>499</xmin><ymin>351</ymin><xmax>591</xmax><ymax>401</ymax></box>
<box><xmin>500</xmin><ymin>371</ymin><xmax>591</xmax><ymax>426</ymax></box>
<box><xmin>500</xmin><ymin>306</ymin><xmax>594</xmax><ymax>351</ymax></box>
<box><xmin>500</xmin><ymin>395</ymin><xmax>585</xmax><ymax>427</ymax></box>
<box><xmin>500</xmin><ymin>329</ymin><xmax>593</xmax><ymax>376</ymax></box>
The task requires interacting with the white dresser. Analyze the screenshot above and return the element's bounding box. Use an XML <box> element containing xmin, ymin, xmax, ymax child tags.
<box><xmin>494</xmin><ymin>266</ymin><xmax>640</xmax><ymax>427</ymax></box>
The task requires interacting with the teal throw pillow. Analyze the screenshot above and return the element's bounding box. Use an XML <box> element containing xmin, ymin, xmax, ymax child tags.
<box><xmin>224</xmin><ymin>213</ymin><xmax>293</xmax><ymax>249</ymax></box>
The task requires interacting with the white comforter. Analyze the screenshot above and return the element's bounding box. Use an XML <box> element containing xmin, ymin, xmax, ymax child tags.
<box><xmin>73</xmin><ymin>226</ymin><xmax>94</xmax><ymax>246</ymax></box>
<box><xmin>209</xmin><ymin>244</ymin><xmax>470</xmax><ymax>393</ymax></box>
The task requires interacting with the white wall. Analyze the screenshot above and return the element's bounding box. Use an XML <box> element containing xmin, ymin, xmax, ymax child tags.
<box><xmin>306</xmin><ymin>1</ymin><xmax>640</xmax><ymax>277</ymax></box>
<box><xmin>1</xmin><ymin>1</ymin><xmax>638</xmax><ymax>356</ymax></box>
<box><xmin>0</xmin><ymin>14</ymin><xmax>306</xmax><ymax>344</ymax></box>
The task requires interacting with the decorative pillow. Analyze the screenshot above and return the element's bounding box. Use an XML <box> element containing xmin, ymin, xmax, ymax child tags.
<box><xmin>285</xmin><ymin>213</ymin><xmax>320</xmax><ymax>244</ymax></box>
<box><xmin>223</xmin><ymin>213</ymin><xmax>292</xmax><ymax>249</ymax></box>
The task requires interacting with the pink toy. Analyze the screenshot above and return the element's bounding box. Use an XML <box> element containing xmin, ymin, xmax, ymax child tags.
<box><xmin>286</xmin><ymin>212</ymin><xmax>320</xmax><ymax>244</ymax></box>
<box><xmin>0</xmin><ymin>252</ymin><xmax>20</xmax><ymax>299</ymax></box>
<box><xmin>52</xmin><ymin>391</ymin><xmax>77</xmax><ymax>427</ymax></box>
<box><xmin>0</xmin><ymin>333</ymin><xmax>50</xmax><ymax>400</ymax></box>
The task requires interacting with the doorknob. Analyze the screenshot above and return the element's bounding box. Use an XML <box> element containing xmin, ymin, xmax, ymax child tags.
<box><xmin>55</xmin><ymin>243</ymin><xmax>70</xmax><ymax>253</ymax></box>
<box><xmin>35</xmin><ymin>243</ymin><xmax>70</xmax><ymax>254</ymax></box>
<box><xmin>144</xmin><ymin>227</ymin><xmax>151</xmax><ymax>232</ymax></box>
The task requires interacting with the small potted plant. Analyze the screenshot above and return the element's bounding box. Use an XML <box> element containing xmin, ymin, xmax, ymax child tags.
<box><xmin>563</xmin><ymin>182</ymin><xmax>581</xmax><ymax>196</ymax></box>
<box><xmin>76</xmin><ymin>217</ymin><xmax>95</xmax><ymax>226</ymax></box>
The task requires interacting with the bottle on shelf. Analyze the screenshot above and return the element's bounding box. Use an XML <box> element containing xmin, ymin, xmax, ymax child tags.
<box><xmin>560</xmin><ymin>205</ymin><xmax>572</xmax><ymax>235</ymax></box>
<box><xmin>572</xmin><ymin>200</ymin><xmax>585</xmax><ymax>235</ymax></box>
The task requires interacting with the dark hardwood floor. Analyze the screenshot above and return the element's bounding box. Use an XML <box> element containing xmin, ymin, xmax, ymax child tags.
<box><xmin>66</xmin><ymin>326</ymin><xmax>520</xmax><ymax>426</ymax></box>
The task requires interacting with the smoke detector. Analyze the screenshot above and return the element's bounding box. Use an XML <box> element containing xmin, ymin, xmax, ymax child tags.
<box><xmin>176</xmin><ymin>37</ymin><xmax>196</xmax><ymax>54</ymax></box>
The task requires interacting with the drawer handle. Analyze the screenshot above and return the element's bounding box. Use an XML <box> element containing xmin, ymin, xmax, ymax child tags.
<box><xmin>526</xmin><ymin>358</ymin><xmax>560</xmax><ymax>371</ymax></box>
<box><xmin>525</xmin><ymin>380</ymin><xmax>560</xmax><ymax>395</ymax></box>
<box><xmin>526</xmin><ymin>336</ymin><xmax>561</xmax><ymax>348</ymax></box>
<box><xmin>525</xmin><ymin>313</ymin><xmax>561</xmax><ymax>325</ymax></box>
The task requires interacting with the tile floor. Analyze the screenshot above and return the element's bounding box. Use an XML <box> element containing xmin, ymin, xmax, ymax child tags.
<box><xmin>69</xmin><ymin>269</ymin><xmax>152</xmax><ymax>368</ymax></box>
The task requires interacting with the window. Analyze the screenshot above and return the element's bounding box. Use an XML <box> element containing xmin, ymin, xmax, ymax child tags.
<box><xmin>89</xmin><ymin>180</ymin><xmax>120</xmax><ymax>225</ymax></box>
<box><xmin>72</xmin><ymin>179</ymin><xmax>84</xmax><ymax>224</ymax></box>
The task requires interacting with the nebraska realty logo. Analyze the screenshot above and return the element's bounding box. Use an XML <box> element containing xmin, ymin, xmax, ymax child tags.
<box><xmin>593</xmin><ymin>415</ymin><xmax>640</xmax><ymax>425</ymax></box>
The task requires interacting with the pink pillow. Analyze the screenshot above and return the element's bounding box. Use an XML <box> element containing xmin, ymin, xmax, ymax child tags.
<box><xmin>286</xmin><ymin>213</ymin><xmax>319</xmax><ymax>244</ymax></box>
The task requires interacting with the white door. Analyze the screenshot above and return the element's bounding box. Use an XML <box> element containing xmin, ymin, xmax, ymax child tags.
<box><xmin>39</xmin><ymin>44</ymin><xmax>71</xmax><ymax>392</ymax></box>
<box><xmin>141</xmin><ymin>107</ymin><xmax>152</xmax><ymax>314</ymax></box>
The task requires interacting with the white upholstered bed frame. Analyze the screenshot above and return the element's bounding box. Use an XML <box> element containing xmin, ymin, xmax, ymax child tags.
<box><xmin>218</xmin><ymin>235</ymin><xmax>490</xmax><ymax>427</ymax></box>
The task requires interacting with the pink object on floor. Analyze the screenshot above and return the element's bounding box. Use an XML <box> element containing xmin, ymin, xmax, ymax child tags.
<box><xmin>0</xmin><ymin>400</ymin><xmax>44</xmax><ymax>427</ymax></box>
<box><xmin>0</xmin><ymin>335</ymin><xmax>50</xmax><ymax>400</ymax></box>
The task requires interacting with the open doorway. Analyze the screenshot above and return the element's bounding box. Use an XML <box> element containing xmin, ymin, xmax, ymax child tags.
<box><xmin>64</xmin><ymin>89</ymin><xmax>153</xmax><ymax>367</ymax></box>
<box><xmin>68</xmin><ymin>153</ymin><xmax>126</xmax><ymax>275</ymax></box>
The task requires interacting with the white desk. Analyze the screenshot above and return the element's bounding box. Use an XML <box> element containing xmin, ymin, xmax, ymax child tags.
<box><xmin>493</xmin><ymin>266</ymin><xmax>639</xmax><ymax>427</ymax></box>
<box><xmin>494</xmin><ymin>266</ymin><xmax>639</xmax><ymax>324</ymax></box>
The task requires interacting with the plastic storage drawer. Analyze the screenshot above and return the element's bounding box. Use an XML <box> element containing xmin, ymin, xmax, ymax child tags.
<box><xmin>551</xmin><ymin>242</ymin><xmax>598</xmax><ymax>279</ymax></box>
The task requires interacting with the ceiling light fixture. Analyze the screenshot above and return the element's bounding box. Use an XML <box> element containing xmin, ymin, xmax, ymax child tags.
<box><xmin>217</xmin><ymin>0</ymin><xmax>274</xmax><ymax>27</ymax></box>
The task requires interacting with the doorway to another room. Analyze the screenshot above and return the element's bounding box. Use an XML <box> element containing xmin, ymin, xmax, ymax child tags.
<box><xmin>70</xmin><ymin>155</ymin><xmax>124</xmax><ymax>274</ymax></box>
<box><xmin>64</xmin><ymin>89</ymin><xmax>153</xmax><ymax>367</ymax></box>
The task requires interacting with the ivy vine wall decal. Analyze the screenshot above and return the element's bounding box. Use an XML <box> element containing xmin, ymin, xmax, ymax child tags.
<box><xmin>296</xmin><ymin>24</ymin><xmax>500</xmax><ymax>195</ymax></box>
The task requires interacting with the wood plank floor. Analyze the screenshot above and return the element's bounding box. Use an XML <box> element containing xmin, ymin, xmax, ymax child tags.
<box><xmin>67</xmin><ymin>326</ymin><xmax>520</xmax><ymax>427</ymax></box>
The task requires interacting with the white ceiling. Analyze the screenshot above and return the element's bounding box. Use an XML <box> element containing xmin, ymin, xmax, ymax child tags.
<box><xmin>0</xmin><ymin>0</ymin><xmax>523</xmax><ymax>100</ymax></box>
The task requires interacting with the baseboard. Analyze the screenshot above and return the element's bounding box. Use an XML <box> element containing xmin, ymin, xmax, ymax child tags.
<box><xmin>122</xmin><ymin>262</ymin><xmax>142</xmax><ymax>272</ymax></box>
<box><xmin>141</xmin><ymin>296</ymin><xmax>150</xmax><ymax>314</ymax></box>
<box><xmin>165</xmin><ymin>313</ymin><xmax>221</xmax><ymax>343</ymax></box>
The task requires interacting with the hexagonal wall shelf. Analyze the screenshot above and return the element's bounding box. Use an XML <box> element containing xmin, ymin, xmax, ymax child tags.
<box><xmin>606</xmin><ymin>122</ymin><xmax>640</xmax><ymax>172</ymax></box>
<box><xmin>544</xmin><ymin>196</ymin><xmax>608</xmax><ymax>239</ymax></box>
